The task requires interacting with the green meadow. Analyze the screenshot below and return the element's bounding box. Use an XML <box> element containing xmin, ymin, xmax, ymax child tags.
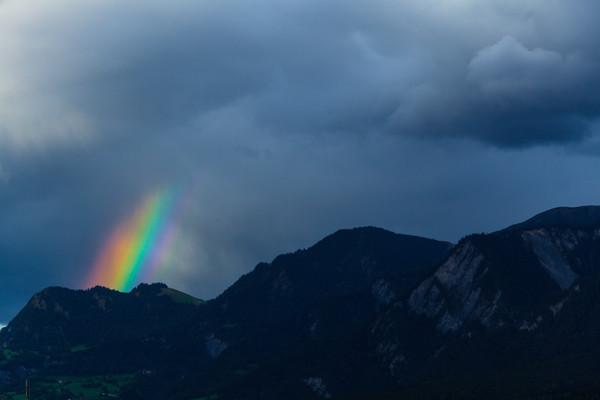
<box><xmin>0</xmin><ymin>374</ymin><xmax>135</xmax><ymax>400</ymax></box>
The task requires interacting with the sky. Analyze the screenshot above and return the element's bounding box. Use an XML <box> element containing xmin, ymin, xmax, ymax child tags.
<box><xmin>1</xmin><ymin>0</ymin><xmax>600</xmax><ymax>323</ymax></box>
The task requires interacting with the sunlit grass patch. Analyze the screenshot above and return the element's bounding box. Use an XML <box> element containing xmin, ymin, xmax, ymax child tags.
<box><xmin>28</xmin><ymin>374</ymin><xmax>135</xmax><ymax>399</ymax></box>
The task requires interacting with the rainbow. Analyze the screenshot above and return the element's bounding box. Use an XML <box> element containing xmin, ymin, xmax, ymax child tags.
<box><xmin>85</xmin><ymin>186</ymin><xmax>188</xmax><ymax>292</ymax></box>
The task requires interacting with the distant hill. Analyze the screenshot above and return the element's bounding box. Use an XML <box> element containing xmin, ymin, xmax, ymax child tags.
<box><xmin>0</xmin><ymin>283</ymin><xmax>203</xmax><ymax>351</ymax></box>
<box><xmin>503</xmin><ymin>205</ymin><xmax>600</xmax><ymax>231</ymax></box>
<box><xmin>211</xmin><ymin>227</ymin><xmax>453</xmax><ymax>337</ymax></box>
<box><xmin>3</xmin><ymin>208</ymin><xmax>600</xmax><ymax>400</ymax></box>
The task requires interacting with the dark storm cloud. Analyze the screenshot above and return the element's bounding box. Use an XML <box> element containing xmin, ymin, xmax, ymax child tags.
<box><xmin>2</xmin><ymin>0</ymin><xmax>600</xmax><ymax>148</ymax></box>
<box><xmin>2</xmin><ymin>0</ymin><xmax>600</xmax><ymax>323</ymax></box>
<box><xmin>462</xmin><ymin>35</ymin><xmax>597</xmax><ymax>146</ymax></box>
<box><xmin>385</xmin><ymin>9</ymin><xmax>600</xmax><ymax>147</ymax></box>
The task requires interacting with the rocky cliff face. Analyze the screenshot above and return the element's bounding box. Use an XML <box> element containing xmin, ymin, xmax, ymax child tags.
<box><xmin>408</xmin><ymin>223</ymin><xmax>600</xmax><ymax>333</ymax></box>
<box><xmin>370</xmin><ymin>206</ymin><xmax>600</xmax><ymax>384</ymax></box>
<box><xmin>523</xmin><ymin>227</ymin><xmax>600</xmax><ymax>283</ymax></box>
<box><xmin>408</xmin><ymin>241</ymin><xmax>496</xmax><ymax>333</ymax></box>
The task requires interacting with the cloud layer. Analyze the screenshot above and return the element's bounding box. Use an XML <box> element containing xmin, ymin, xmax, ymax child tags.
<box><xmin>2</xmin><ymin>0</ymin><xmax>599</xmax><ymax>149</ymax></box>
<box><xmin>1</xmin><ymin>0</ymin><xmax>600</xmax><ymax>322</ymax></box>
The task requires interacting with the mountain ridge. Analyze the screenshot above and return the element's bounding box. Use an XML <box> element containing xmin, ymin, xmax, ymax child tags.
<box><xmin>2</xmin><ymin>207</ymin><xmax>600</xmax><ymax>399</ymax></box>
<box><xmin>502</xmin><ymin>205</ymin><xmax>600</xmax><ymax>232</ymax></box>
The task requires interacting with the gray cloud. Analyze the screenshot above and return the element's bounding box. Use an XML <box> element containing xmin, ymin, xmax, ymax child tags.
<box><xmin>2</xmin><ymin>0</ymin><xmax>600</xmax><ymax>148</ymax></box>
<box><xmin>1</xmin><ymin>0</ymin><xmax>600</xmax><ymax>322</ymax></box>
<box><xmin>389</xmin><ymin>30</ymin><xmax>600</xmax><ymax>146</ymax></box>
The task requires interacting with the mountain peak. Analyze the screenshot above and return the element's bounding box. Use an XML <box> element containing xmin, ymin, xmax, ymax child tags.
<box><xmin>503</xmin><ymin>205</ymin><xmax>600</xmax><ymax>232</ymax></box>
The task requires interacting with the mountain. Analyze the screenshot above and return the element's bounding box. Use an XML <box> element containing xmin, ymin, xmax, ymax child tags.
<box><xmin>503</xmin><ymin>205</ymin><xmax>600</xmax><ymax>232</ymax></box>
<box><xmin>0</xmin><ymin>227</ymin><xmax>452</xmax><ymax>399</ymax></box>
<box><xmin>1</xmin><ymin>284</ymin><xmax>203</xmax><ymax>351</ymax></box>
<box><xmin>365</xmin><ymin>206</ymin><xmax>600</xmax><ymax>397</ymax></box>
<box><xmin>209</xmin><ymin>227</ymin><xmax>452</xmax><ymax>339</ymax></box>
<box><xmin>169</xmin><ymin>228</ymin><xmax>452</xmax><ymax>399</ymax></box>
<box><xmin>2</xmin><ymin>208</ymin><xmax>600</xmax><ymax>399</ymax></box>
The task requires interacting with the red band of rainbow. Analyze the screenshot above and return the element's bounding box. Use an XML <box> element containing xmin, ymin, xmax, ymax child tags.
<box><xmin>85</xmin><ymin>185</ymin><xmax>188</xmax><ymax>292</ymax></box>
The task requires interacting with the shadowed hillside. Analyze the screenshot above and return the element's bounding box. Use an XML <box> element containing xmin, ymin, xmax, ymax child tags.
<box><xmin>3</xmin><ymin>209</ymin><xmax>600</xmax><ymax>399</ymax></box>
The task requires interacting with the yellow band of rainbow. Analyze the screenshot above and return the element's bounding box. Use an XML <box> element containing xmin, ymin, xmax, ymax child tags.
<box><xmin>85</xmin><ymin>186</ymin><xmax>187</xmax><ymax>292</ymax></box>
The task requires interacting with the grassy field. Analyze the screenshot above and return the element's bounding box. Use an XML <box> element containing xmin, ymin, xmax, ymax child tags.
<box><xmin>159</xmin><ymin>287</ymin><xmax>206</xmax><ymax>305</ymax></box>
<box><xmin>1</xmin><ymin>350</ymin><xmax>19</xmax><ymax>360</ymax></box>
<box><xmin>70</xmin><ymin>344</ymin><xmax>90</xmax><ymax>353</ymax></box>
<box><xmin>0</xmin><ymin>374</ymin><xmax>135</xmax><ymax>400</ymax></box>
<box><xmin>0</xmin><ymin>349</ymin><xmax>19</xmax><ymax>368</ymax></box>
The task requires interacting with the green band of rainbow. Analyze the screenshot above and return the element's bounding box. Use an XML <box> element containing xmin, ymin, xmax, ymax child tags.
<box><xmin>85</xmin><ymin>186</ymin><xmax>187</xmax><ymax>292</ymax></box>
